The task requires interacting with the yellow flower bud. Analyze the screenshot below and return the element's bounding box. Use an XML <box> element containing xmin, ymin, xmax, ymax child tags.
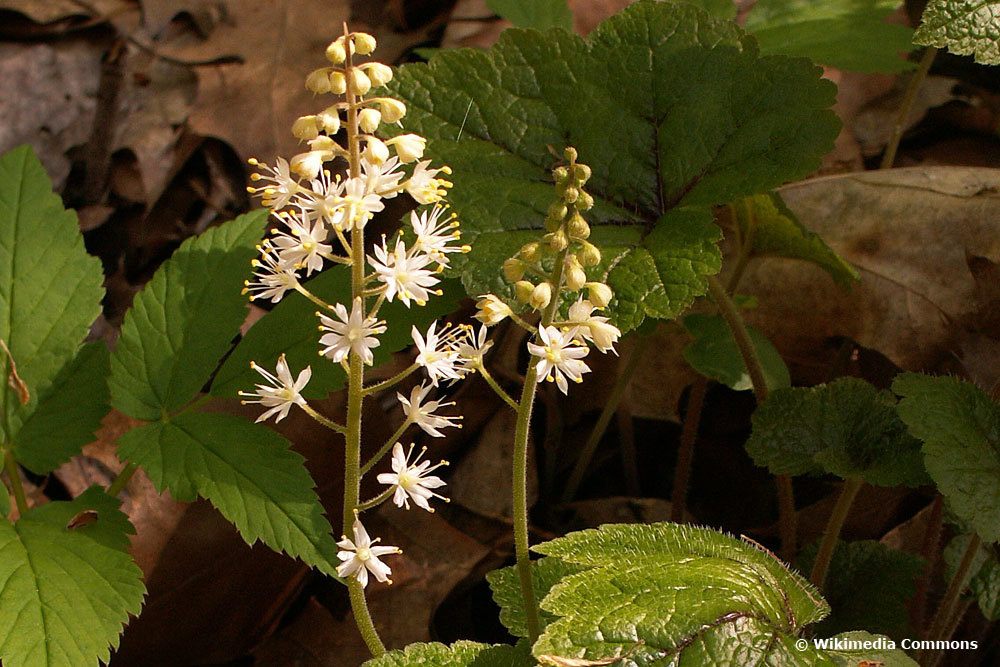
<box><xmin>366</xmin><ymin>62</ymin><xmax>393</xmax><ymax>87</ymax></box>
<box><xmin>353</xmin><ymin>32</ymin><xmax>377</xmax><ymax>55</ymax></box>
<box><xmin>578</xmin><ymin>241</ymin><xmax>602</xmax><ymax>267</ymax></box>
<box><xmin>518</xmin><ymin>242</ymin><xmax>541</xmax><ymax>262</ymax></box>
<box><xmin>565</xmin><ymin>256</ymin><xmax>587</xmax><ymax>291</ymax></box>
<box><xmin>552</xmin><ymin>166</ymin><xmax>569</xmax><ymax>184</ymax></box>
<box><xmin>329</xmin><ymin>71</ymin><xmax>347</xmax><ymax>95</ymax></box>
<box><xmin>562</xmin><ymin>186</ymin><xmax>579</xmax><ymax>204</ymax></box>
<box><xmin>379</xmin><ymin>98</ymin><xmax>406</xmax><ymax>123</ymax></box>
<box><xmin>548</xmin><ymin>201</ymin><xmax>567</xmax><ymax>220</ymax></box>
<box><xmin>567</xmin><ymin>211</ymin><xmax>590</xmax><ymax>239</ymax></box>
<box><xmin>503</xmin><ymin>258</ymin><xmax>525</xmax><ymax>282</ymax></box>
<box><xmin>577</xmin><ymin>190</ymin><xmax>595</xmax><ymax>211</ymax></box>
<box><xmin>586</xmin><ymin>282</ymin><xmax>613</xmax><ymax>308</ymax></box>
<box><xmin>349</xmin><ymin>68</ymin><xmax>372</xmax><ymax>95</ymax></box>
<box><xmin>325</xmin><ymin>39</ymin><xmax>347</xmax><ymax>64</ymax></box>
<box><xmin>475</xmin><ymin>294</ymin><xmax>513</xmax><ymax>325</ymax></box>
<box><xmin>364</xmin><ymin>136</ymin><xmax>390</xmax><ymax>164</ymax></box>
<box><xmin>319</xmin><ymin>109</ymin><xmax>341</xmax><ymax>134</ymax></box>
<box><xmin>514</xmin><ymin>281</ymin><xmax>535</xmax><ymax>304</ymax></box>
<box><xmin>359</xmin><ymin>108</ymin><xmax>381</xmax><ymax>133</ymax></box>
<box><xmin>563</xmin><ymin>146</ymin><xmax>578</xmax><ymax>163</ymax></box>
<box><xmin>291</xmin><ymin>115</ymin><xmax>319</xmax><ymax>141</ymax></box>
<box><xmin>388</xmin><ymin>133</ymin><xmax>426</xmax><ymax>163</ymax></box>
<box><xmin>572</xmin><ymin>163</ymin><xmax>591</xmax><ymax>184</ymax></box>
<box><xmin>305</xmin><ymin>68</ymin><xmax>332</xmax><ymax>94</ymax></box>
<box><xmin>545</xmin><ymin>230</ymin><xmax>568</xmax><ymax>252</ymax></box>
<box><xmin>309</xmin><ymin>135</ymin><xmax>337</xmax><ymax>152</ymax></box>
<box><xmin>530</xmin><ymin>282</ymin><xmax>552</xmax><ymax>310</ymax></box>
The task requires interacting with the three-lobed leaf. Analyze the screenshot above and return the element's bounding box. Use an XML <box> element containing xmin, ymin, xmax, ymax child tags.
<box><xmin>682</xmin><ymin>312</ymin><xmax>791</xmax><ymax>392</ymax></box>
<box><xmin>914</xmin><ymin>0</ymin><xmax>1000</xmax><ymax>65</ymax></box>
<box><xmin>0</xmin><ymin>145</ymin><xmax>104</xmax><ymax>453</ymax></box>
<box><xmin>0</xmin><ymin>487</ymin><xmax>145</xmax><ymax>667</ymax></box>
<box><xmin>110</xmin><ymin>210</ymin><xmax>267</xmax><ymax>420</ymax></box>
<box><xmin>116</xmin><ymin>411</ymin><xmax>340</xmax><ymax>576</ymax></box>
<box><xmin>386</xmin><ymin>0</ymin><xmax>839</xmax><ymax>331</ymax></box>
<box><xmin>747</xmin><ymin>377</ymin><xmax>928</xmax><ymax>486</ymax></box>
<box><xmin>893</xmin><ymin>373</ymin><xmax>1000</xmax><ymax>543</ymax></box>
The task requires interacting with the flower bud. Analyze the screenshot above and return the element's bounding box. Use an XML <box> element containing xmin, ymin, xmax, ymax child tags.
<box><xmin>475</xmin><ymin>294</ymin><xmax>512</xmax><ymax>325</ymax></box>
<box><xmin>359</xmin><ymin>108</ymin><xmax>381</xmax><ymax>133</ymax></box>
<box><xmin>325</xmin><ymin>39</ymin><xmax>347</xmax><ymax>64</ymax></box>
<box><xmin>566</xmin><ymin>211</ymin><xmax>590</xmax><ymax>239</ymax></box>
<box><xmin>305</xmin><ymin>68</ymin><xmax>332</xmax><ymax>94</ymax></box>
<box><xmin>379</xmin><ymin>98</ymin><xmax>406</xmax><ymax>123</ymax></box>
<box><xmin>309</xmin><ymin>135</ymin><xmax>337</xmax><ymax>152</ymax></box>
<box><xmin>578</xmin><ymin>241</ymin><xmax>602</xmax><ymax>267</ymax></box>
<box><xmin>503</xmin><ymin>258</ymin><xmax>525</xmax><ymax>282</ymax></box>
<box><xmin>547</xmin><ymin>201</ymin><xmax>568</xmax><ymax>221</ymax></box>
<box><xmin>577</xmin><ymin>190</ymin><xmax>594</xmax><ymax>211</ymax></box>
<box><xmin>518</xmin><ymin>242</ymin><xmax>541</xmax><ymax>262</ymax></box>
<box><xmin>389</xmin><ymin>133</ymin><xmax>426</xmax><ymax>163</ymax></box>
<box><xmin>572</xmin><ymin>163</ymin><xmax>591</xmax><ymax>184</ymax></box>
<box><xmin>562</xmin><ymin>186</ymin><xmax>579</xmax><ymax>204</ymax></box>
<box><xmin>353</xmin><ymin>32</ymin><xmax>377</xmax><ymax>55</ymax></box>
<box><xmin>530</xmin><ymin>282</ymin><xmax>552</xmax><ymax>310</ymax></box>
<box><xmin>349</xmin><ymin>68</ymin><xmax>372</xmax><ymax>95</ymax></box>
<box><xmin>514</xmin><ymin>281</ymin><xmax>535</xmax><ymax>304</ymax></box>
<box><xmin>545</xmin><ymin>230</ymin><xmax>568</xmax><ymax>252</ymax></box>
<box><xmin>563</xmin><ymin>146</ymin><xmax>578</xmax><ymax>163</ymax></box>
<box><xmin>292</xmin><ymin>115</ymin><xmax>319</xmax><ymax>141</ymax></box>
<box><xmin>565</xmin><ymin>256</ymin><xmax>587</xmax><ymax>291</ymax></box>
<box><xmin>329</xmin><ymin>71</ymin><xmax>348</xmax><ymax>95</ymax></box>
<box><xmin>366</xmin><ymin>62</ymin><xmax>393</xmax><ymax>87</ymax></box>
<box><xmin>319</xmin><ymin>109</ymin><xmax>341</xmax><ymax>134</ymax></box>
<box><xmin>586</xmin><ymin>282</ymin><xmax>613</xmax><ymax>308</ymax></box>
<box><xmin>544</xmin><ymin>215</ymin><xmax>563</xmax><ymax>233</ymax></box>
<box><xmin>364</xmin><ymin>136</ymin><xmax>390</xmax><ymax>164</ymax></box>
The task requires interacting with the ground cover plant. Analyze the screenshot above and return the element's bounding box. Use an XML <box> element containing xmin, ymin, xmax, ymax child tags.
<box><xmin>0</xmin><ymin>0</ymin><xmax>998</xmax><ymax>665</ymax></box>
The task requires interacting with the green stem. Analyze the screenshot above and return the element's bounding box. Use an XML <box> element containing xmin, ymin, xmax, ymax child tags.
<box><xmin>294</xmin><ymin>282</ymin><xmax>333</xmax><ymax>310</ymax></box>
<box><xmin>776</xmin><ymin>475</ymin><xmax>797</xmax><ymax>562</ymax></box>
<box><xmin>670</xmin><ymin>377</ymin><xmax>708</xmax><ymax>522</ymax></box>
<box><xmin>881</xmin><ymin>47</ymin><xmax>937</xmax><ymax>169</ymax></box>
<box><xmin>512</xmin><ymin>361</ymin><xmax>542</xmax><ymax>641</ymax></box>
<box><xmin>3</xmin><ymin>448</ymin><xmax>28</xmax><ymax>515</ymax></box>
<box><xmin>107</xmin><ymin>462</ymin><xmax>138</xmax><ymax>497</ymax></box>
<box><xmin>357</xmin><ymin>487</ymin><xmax>395</xmax><ymax>511</ymax></box>
<box><xmin>301</xmin><ymin>404</ymin><xmax>347</xmax><ymax>434</ymax></box>
<box><xmin>360</xmin><ymin>418</ymin><xmax>413</xmax><ymax>476</ymax></box>
<box><xmin>922</xmin><ymin>533</ymin><xmax>981</xmax><ymax>647</ymax></box>
<box><xmin>348</xmin><ymin>579</ymin><xmax>384</xmax><ymax>656</ymax></box>
<box><xmin>561</xmin><ymin>335</ymin><xmax>650</xmax><ymax>503</ymax></box>
<box><xmin>479</xmin><ymin>364</ymin><xmax>519</xmax><ymax>411</ymax></box>
<box><xmin>362</xmin><ymin>364</ymin><xmax>418</xmax><ymax>396</ymax></box>
<box><xmin>809</xmin><ymin>477</ymin><xmax>863</xmax><ymax>589</ymax></box>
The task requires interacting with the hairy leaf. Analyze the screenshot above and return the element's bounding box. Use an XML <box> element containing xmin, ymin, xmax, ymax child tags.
<box><xmin>747</xmin><ymin>377</ymin><xmax>928</xmax><ymax>486</ymax></box>
<box><xmin>0</xmin><ymin>488</ymin><xmax>145</xmax><ymax>667</ymax></box>
<box><xmin>0</xmin><ymin>145</ymin><xmax>104</xmax><ymax>447</ymax></box>
<box><xmin>487</xmin><ymin>557</ymin><xmax>587</xmax><ymax>637</ymax></box>
<box><xmin>14</xmin><ymin>343</ymin><xmax>109</xmax><ymax>474</ymax></box>
<box><xmin>799</xmin><ymin>540</ymin><xmax>923</xmax><ymax>638</ymax></box>
<box><xmin>386</xmin><ymin>0</ymin><xmax>839</xmax><ymax>331</ymax></box>
<box><xmin>893</xmin><ymin>373</ymin><xmax>1000</xmax><ymax>543</ymax></box>
<box><xmin>211</xmin><ymin>269</ymin><xmax>464</xmax><ymax>399</ymax></box>
<box><xmin>116</xmin><ymin>411</ymin><xmax>339</xmax><ymax>576</ymax></box>
<box><xmin>944</xmin><ymin>535</ymin><xmax>1000</xmax><ymax>621</ymax></box>
<box><xmin>682</xmin><ymin>312</ymin><xmax>791</xmax><ymax>392</ymax></box>
<box><xmin>486</xmin><ymin>0</ymin><xmax>572</xmax><ymax>30</ymax></box>
<box><xmin>733</xmin><ymin>193</ymin><xmax>858</xmax><ymax>288</ymax></box>
<box><xmin>914</xmin><ymin>0</ymin><xmax>1000</xmax><ymax>65</ymax></box>
<box><xmin>363</xmin><ymin>640</ymin><xmax>532</xmax><ymax>667</ymax></box>
<box><xmin>110</xmin><ymin>211</ymin><xmax>267</xmax><ymax>421</ymax></box>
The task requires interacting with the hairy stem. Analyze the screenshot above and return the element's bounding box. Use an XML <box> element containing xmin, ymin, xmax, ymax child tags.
<box><xmin>360</xmin><ymin>417</ymin><xmax>413</xmax><ymax>476</ymax></box>
<box><xmin>362</xmin><ymin>364</ymin><xmax>418</xmax><ymax>396</ymax></box>
<box><xmin>561</xmin><ymin>335</ymin><xmax>649</xmax><ymax>503</ymax></box>
<box><xmin>670</xmin><ymin>377</ymin><xmax>708</xmax><ymax>522</ymax></box>
<box><xmin>810</xmin><ymin>477</ymin><xmax>863</xmax><ymax>589</ymax></box>
<box><xmin>479</xmin><ymin>365</ymin><xmax>519</xmax><ymax>411</ymax></box>
<box><xmin>881</xmin><ymin>47</ymin><xmax>937</xmax><ymax>169</ymax></box>
<box><xmin>106</xmin><ymin>461</ymin><xmax>138</xmax><ymax>498</ymax></box>
<box><xmin>301</xmin><ymin>404</ymin><xmax>347</xmax><ymax>434</ymax></box>
<box><xmin>358</xmin><ymin>487</ymin><xmax>395</xmax><ymax>511</ymax></box>
<box><xmin>3</xmin><ymin>448</ymin><xmax>28</xmax><ymax>515</ymax></box>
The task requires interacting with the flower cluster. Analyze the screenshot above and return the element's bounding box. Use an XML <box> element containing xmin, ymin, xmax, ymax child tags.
<box><xmin>239</xmin><ymin>30</ymin><xmax>473</xmax><ymax>590</ymax></box>
<box><xmin>473</xmin><ymin>148</ymin><xmax>620</xmax><ymax>394</ymax></box>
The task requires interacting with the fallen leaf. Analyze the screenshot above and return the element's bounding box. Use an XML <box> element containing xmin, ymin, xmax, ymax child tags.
<box><xmin>0</xmin><ymin>0</ymin><xmax>136</xmax><ymax>25</ymax></box>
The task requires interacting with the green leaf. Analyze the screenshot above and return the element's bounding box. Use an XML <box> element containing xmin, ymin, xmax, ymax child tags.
<box><xmin>745</xmin><ymin>0</ymin><xmax>916</xmax><ymax>73</ymax></box>
<box><xmin>0</xmin><ymin>483</ymin><xmax>8</xmax><ymax>518</ymax></box>
<box><xmin>387</xmin><ymin>0</ymin><xmax>839</xmax><ymax>331</ymax></box>
<box><xmin>0</xmin><ymin>487</ymin><xmax>145</xmax><ymax>667</ymax></box>
<box><xmin>532</xmin><ymin>523</ymin><xmax>913</xmax><ymax>665</ymax></box>
<box><xmin>486</xmin><ymin>0</ymin><xmax>573</xmax><ymax>31</ymax></box>
<box><xmin>487</xmin><ymin>556</ymin><xmax>587</xmax><ymax>637</ymax></box>
<box><xmin>944</xmin><ymin>535</ymin><xmax>1000</xmax><ymax>621</ymax></box>
<box><xmin>116</xmin><ymin>411</ymin><xmax>339</xmax><ymax>576</ymax></box>
<box><xmin>682</xmin><ymin>312</ymin><xmax>791</xmax><ymax>392</ymax></box>
<box><xmin>747</xmin><ymin>377</ymin><xmax>929</xmax><ymax>486</ymax></box>
<box><xmin>14</xmin><ymin>343</ymin><xmax>109</xmax><ymax>474</ymax></box>
<box><xmin>110</xmin><ymin>211</ymin><xmax>267</xmax><ymax>421</ymax></box>
<box><xmin>672</xmin><ymin>0</ymin><xmax>738</xmax><ymax>19</ymax></box>
<box><xmin>0</xmin><ymin>145</ymin><xmax>104</xmax><ymax>447</ymax></box>
<box><xmin>798</xmin><ymin>540</ymin><xmax>923</xmax><ymax>638</ymax></box>
<box><xmin>211</xmin><ymin>269</ymin><xmax>464</xmax><ymax>399</ymax></box>
<box><xmin>914</xmin><ymin>0</ymin><xmax>1000</xmax><ymax>65</ymax></box>
<box><xmin>816</xmin><ymin>631</ymin><xmax>920</xmax><ymax>666</ymax></box>
<box><xmin>893</xmin><ymin>373</ymin><xmax>1000</xmax><ymax>543</ymax></box>
<box><xmin>363</xmin><ymin>640</ymin><xmax>532</xmax><ymax>667</ymax></box>
<box><xmin>733</xmin><ymin>193</ymin><xmax>859</xmax><ymax>288</ymax></box>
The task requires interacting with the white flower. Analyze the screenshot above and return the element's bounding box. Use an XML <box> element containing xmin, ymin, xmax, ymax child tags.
<box><xmin>239</xmin><ymin>354</ymin><xmax>311</xmax><ymax>423</ymax></box>
<box><xmin>412</xmin><ymin>321</ymin><xmax>463</xmax><ymax>386</ymax></box>
<box><xmin>319</xmin><ymin>297</ymin><xmax>387</xmax><ymax>364</ymax></box>
<box><xmin>244</xmin><ymin>243</ymin><xmax>299</xmax><ymax>303</ymax></box>
<box><xmin>298</xmin><ymin>171</ymin><xmax>346</xmax><ymax>230</ymax></box>
<box><xmin>456</xmin><ymin>324</ymin><xmax>493</xmax><ymax>371</ymax></box>
<box><xmin>368</xmin><ymin>237</ymin><xmax>439</xmax><ymax>307</ymax></box>
<box><xmin>405</xmin><ymin>161</ymin><xmax>452</xmax><ymax>205</ymax></box>
<box><xmin>410</xmin><ymin>205</ymin><xmax>467</xmax><ymax>266</ymax></box>
<box><xmin>270</xmin><ymin>210</ymin><xmax>332</xmax><ymax>275</ymax></box>
<box><xmin>474</xmin><ymin>294</ymin><xmax>512</xmax><ymax>326</ymax></box>
<box><xmin>340</xmin><ymin>176</ymin><xmax>385</xmax><ymax>230</ymax></box>
<box><xmin>387</xmin><ymin>133</ymin><xmax>426</xmax><ymax>163</ymax></box>
<box><xmin>377</xmin><ymin>443</ymin><xmax>448</xmax><ymax>511</ymax></box>
<box><xmin>336</xmin><ymin>518</ymin><xmax>399</xmax><ymax>587</ymax></box>
<box><xmin>527</xmin><ymin>325</ymin><xmax>591</xmax><ymax>395</ymax></box>
<box><xmin>248</xmin><ymin>157</ymin><xmax>301</xmax><ymax>210</ymax></box>
<box><xmin>566</xmin><ymin>299</ymin><xmax>621</xmax><ymax>354</ymax></box>
<box><xmin>361</xmin><ymin>156</ymin><xmax>404</xmax><ymax>197</ymax></box>
<box><xmin>397</xmin><ymin>383</ymin><xmax>462</xmax><ymax>437</ymax></box>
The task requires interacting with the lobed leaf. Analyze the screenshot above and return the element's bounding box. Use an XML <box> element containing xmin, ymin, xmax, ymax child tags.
<box><xmin>487</xmin><ymin>556</ymin><xmax>587</xmax><ymax>637</ymax></box>
<box><xmin>0</xmin><ymin>488</ymin><xmax>145</xmax><ymax>667</ymax></box>
<box><xmin>110</xmin><ymin>210</ymin><xmax>267</xmax><ymax>421</ymax></box>
<box><xmin>914</xmin><ymin>0</ymin><xmax>1000</xmax><ymax>65</ymax></box>
<box><xmin>386</xmin><ymin>0</ymin><xmax>839</xmax><ymax>331</ymax></box>
<box><xmin>893</xmin><ymin>373</ymin><xmax>1000</xmax><ymax>543</ymax></box>
<box><xmin>747</xmin><ymin>377</ymin><xmax>928</xmax><ymax>486</ymax></box>
<box><xmin>682</xmin><ymin>312</ymin><xmax>791</xmax><ymax>392</ymax></box>
<box><xmin>116</xmin><ymin>411</ymin><xmax>339</xmax><ymax>576</ymax></box>
<box><xmin>0</xmin><ymin>145</ymin><xmax>104</xmax><ymax>450</ymax></box>
<box><xmin>363</xmin><ymin>640</ymin><xmax>533</xmax><ymax>667</ymax></box>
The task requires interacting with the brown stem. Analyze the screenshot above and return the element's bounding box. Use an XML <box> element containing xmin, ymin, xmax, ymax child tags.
<box><xmin>881</xmin><ymin>47</ymin><xmax>938</xmax><ymax>169</ymax></box>
<box><xmin>922</xmin><ymin>532</ymin><xmax>981</xmax><ymax>649</ymax></box>
<box><xmin>810</xmin><ymin>477</ymin><xmax>863</xmax><ymax>589</ymax></box>
<box><xmin>910</xmin><ymin>494</ymin><xmax>945</xmax><ymax>632</ymax></box>
<box><xmin>671</xmin><ymin>378</ymin><xmax>708</xmax><ymax>522</ymax></box>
